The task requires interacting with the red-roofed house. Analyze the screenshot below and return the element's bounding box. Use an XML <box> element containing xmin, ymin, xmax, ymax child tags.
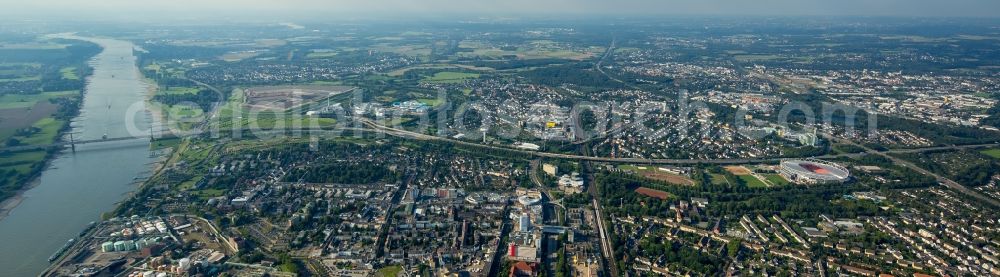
<box><xmin>509</xmin><ymin>261</ymin><xmax>537</xmax><ymax>277</ymax></box>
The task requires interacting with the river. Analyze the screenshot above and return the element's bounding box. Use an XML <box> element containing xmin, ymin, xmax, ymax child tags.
<box><xmin>0</xmin><ymin>35</ymin><xmax>156</xmax><ymax>276</ymax></box>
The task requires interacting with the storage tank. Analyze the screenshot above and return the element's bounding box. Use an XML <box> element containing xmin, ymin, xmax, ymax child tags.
<box><xmin>101</xmin><ymin>242</ymin><xmax>115</xmax><ymax>252</ymax></box>
<box><xmin>135</xmin><ymin>238</ymin><xmax>149</xmax><ymax>249</ymax></box>
<box><xmin>114</xmin><ymin>241</ymin><xmax>128</xmax><ymax>252</ymax></box>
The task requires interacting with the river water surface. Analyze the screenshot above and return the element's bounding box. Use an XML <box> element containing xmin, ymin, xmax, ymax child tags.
<box><xmin>0</xmin><ymin>35</ymin><xmax>155</xmax><ymax>276</ymax></box>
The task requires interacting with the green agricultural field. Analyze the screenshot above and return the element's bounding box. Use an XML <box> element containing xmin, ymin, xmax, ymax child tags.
<box><xmin>0</xmin><ymin>41</ymin><xmax>67</xmax><ymax>50</ymax></box>
<box><xmin>981</xmin><ymin>148</ymin><xmax>1000</xmax><ymax>159</ymax></box>
<box><xmin>879</xmin><ymin>35</ymin><xmax>941</xmax><ymax>43</ymax></box>
<box><xmin>160</xmin><ymin>104</ymin><xmax>205</xmax><ymax>131</ymax></box>
<box><xmin>0</xmin><ymin>75</ymin><xmax>41</xmax><ymax>82</ymax></box>
<box><xmin>150</xmin><ymin>137</ymin><xmax>183</xmax><ymax>151</ymax></box>
<box><xmin>456</xmin><ymin>40</ymin><xmax>599</xmax><ymax>60</ymax></box>
<box><xmin>0</xmin><ymin>91</ymin><xmax>76</xmax><ymax>109</ymax></box>
<box><xmin>0</xmin><ymin>162</ymin><xmax>35</xmax><ymax>175</ymax></box>
<box><xmin>16</xmin><ymin>117</ymin><xmax>64</xmax><ymax>145</ymax></box>
<box><xmin>310</xmin><ymin>80</ymin><xmax>344</xmax><ymax>85</ymax></box>
<box><xmin>167</xmin><ymin>104</ymin><xmax>204</xmax><ymax>118</ymax></box>
<box><xmin>733</xmin><ymin>54</ymin><xmax>782</xmax><ymax>62</ymax></box>
<box><xmin>219</xmin><ymin>51</ymin><xmax>260</xmax><ymax>62</ymax></box>
<box><xmin>0</xmin><ymin>151</ymin><xmax>46</xmax><ymax>166</ymax></box>
<box><xmin>764</xmin><ymin>174</ymin><xmax>791</xmax><ymax>187</ymax></box>
<box><xmin>518</xmin><ymin>48</ymin><xmax>601</xmax><ymax>60</ymax></box>
<box><xmin>709</xmin><ymin>173</ymin><xmax>732</xmax><ymax>185</ymax></box>
<box><xmin>417</xmin><ymin>98</ymin><xmax>443</xmax><ymax>107</ymax></box>
<box><xmin>422</xmin><ymin>72</ymin><xmax>480</xmax><ymax>83</ymax></box>
<box><xmin>739</xmin><ymin>175</ymin><xmax>769</xmax><ymax>188</ymax></box>
<box><xmin>0</xmin><ymin>150</ymin><xmax>44</xmax><ymax>197</ymax></box>
<box><xmin>60</xmin><ymin>67</ymin><xmax>79</xmax><ymax>80</ymax></box>
<box><xmin>387</xmin><ymin>64</ymin><xmax>494</xmax><ymax>77</ymax></box>
<box><xmin>305</xmin><ymin>51</ymin><xmax>338</xmax><ymax>59</ymax></box>
<box><xmin>158</xmin><ymin>86</ymin><xmax>200</xmax><ymax>95</ymax></box>
<box><xmin>371</xmin><ymin>43</ymin><xmax>432</xmax><ymax>59</ymax></box>
<box><xmin>143</xmin><ymin>64</ymin><xmax>187</xmax><ymax>79</ymax></box>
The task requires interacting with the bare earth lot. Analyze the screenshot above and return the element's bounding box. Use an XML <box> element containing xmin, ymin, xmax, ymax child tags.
<box><xmin>0</xmin><ymin>101</ymin><xmax>58</xmax><ymax>129</ymax></box>
<box><xmin>634</xmin><ymin>187</ymin><xmax>670</xmax><ymax>200</ymax></box>
<box><xmin>642</xmin><ymin>171</ymin><xmax>697</xmax><ymax>186</ymax></box>
<box><xmin>243</xmin><ymin>85</ymin><xmax>353</xmax><ymax>112</ymax></box>
<box><xmin>723</xmin><ymin>165</ymin><xmax>752</xmax><ymax>175</ymax></box>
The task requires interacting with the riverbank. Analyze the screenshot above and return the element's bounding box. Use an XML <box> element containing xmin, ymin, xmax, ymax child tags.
<box><xmin>0</xmin><ymin>35</ymin><xmax>99</xmax><ymax>219</ymax></box>
<box><xmin>0</xmin><ymin>124</ymin><xmax>78</xmax><ymax>222</ymax></box>
<box><xmin>0</xmin><ymin>94</ymin><xmax>88</xmax><ymax>222</ymax></box>
<box><xmin>100</xmin><ymin>77</ymin><xmax>173</xmax><ymax>217</ymax></box>
<box><xmin>0</xmin><ymin>75</ymin><xmax>93</xmax><ymax>221</ymax></box>
<box><xmin>143</xmin><ymin>76</ymin><xmax>167</xmax><ymax>134</ymax></box>
<box><xmin>0</xmin><ymin>178</ymin><xmax>38</xmax><ymax>221</ymax></box>
<box><xmin>0</xmin><ymin>35</ymin><xmax>159</xmax><ymax>276</ymax></box>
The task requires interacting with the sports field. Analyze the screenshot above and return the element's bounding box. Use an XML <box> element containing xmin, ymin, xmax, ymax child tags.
<box><xmin>619</xmin><ymin>165</ymin><xmax>697</xmax><ymax>186</ymax></box>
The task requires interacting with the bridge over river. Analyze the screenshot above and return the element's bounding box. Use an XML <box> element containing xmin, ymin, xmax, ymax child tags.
<box><xmin>0</xmin><ymin>135</ymin><xmax>153</xmax><ymax>152</ymax></box>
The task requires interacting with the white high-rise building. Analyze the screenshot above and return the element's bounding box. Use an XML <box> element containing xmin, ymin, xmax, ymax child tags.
<box><xmin>519</xmin><ymin>214</ymin><xmax>531</xmax><ymax>232</ymax></box>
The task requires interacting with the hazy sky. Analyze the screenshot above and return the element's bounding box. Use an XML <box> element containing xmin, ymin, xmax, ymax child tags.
<box><xmin>4</xmin><ymin>0</ymin><xmax>1000</xmax><ymax>20</ymax></box>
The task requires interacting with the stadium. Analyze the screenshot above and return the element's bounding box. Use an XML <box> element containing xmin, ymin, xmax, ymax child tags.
<box><xmin>778</xmin><ymin>159</ymin><xmax>850</xmax><ymax>184</ymax></box>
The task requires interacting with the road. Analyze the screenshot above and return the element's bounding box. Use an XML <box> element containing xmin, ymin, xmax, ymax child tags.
<box><xmin>359</xmin><ymin>117</ymin><xmax>1000</xmax><ymax>165</ymax></box>
<box><xmin>360</xmin><ymin>117</ymin><xmax>771</xmax><ymax>164</ymax></box>
<box><xmin>528</xmin><ymin>159</ymin><xmax>567</xmax><ymax>227</ymax></box>
<box><xmin>485</xmin><ymin>210</ymin><xmax>511</xmax><ymax>277</ymax></box>
<box><xmin>12</xmin><ymin>116</ymin><xmax>998</xmax><ymax>168</ymax></box>
<box><xmin>822</xmin><ymin>132</ymin><xmax>1000</xmax><ymax>208</ymax></box>
<box><xmin>374</xmin><ymin>171</ymin><xmax>413</xmax><ymax>259</ymax></box>
<box><xmin>594</xmin><ymin>38</ymin><xmax>629</xmax><ymax>88</ymax></box>
<box><xmin>181</xmin><ymin>77</ymin><xmax>226</xmax><ymax>133</ymax></box>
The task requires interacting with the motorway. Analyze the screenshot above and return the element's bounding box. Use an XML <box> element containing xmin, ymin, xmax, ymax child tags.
<box><xmin>365</xmin><ymin>116</ymin><xmax>1000</xmax><ymax>210</ymax></box>
<box><xmin>821</xmin><ymin>132</ymin><xmax>1000</xmax><ymax>208</ymax></box>
<box><xmin>24</xmin><ymin>115</ymin><xmax>997</xmax><ymax>277</ymax></box>
<box><xmin>359</xmin><ymin>117</ymin><xmax>1000</xmax><ymax>165</ymax></box>
<box><xmin>12</xmin><ymin>117</ymin><xmax>999</xmax><ymax>170</ymax></box>
<box><xmin>370</xmin><ymin>116</ymin><xmax>1000</xmax><ymax>207</ymax></box>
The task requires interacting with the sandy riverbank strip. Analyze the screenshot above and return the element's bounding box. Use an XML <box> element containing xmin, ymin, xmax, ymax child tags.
<box><xmin>0</xmin><ymin>178</ymin><xmax>40</xmax><ymax>222</ymax></box>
